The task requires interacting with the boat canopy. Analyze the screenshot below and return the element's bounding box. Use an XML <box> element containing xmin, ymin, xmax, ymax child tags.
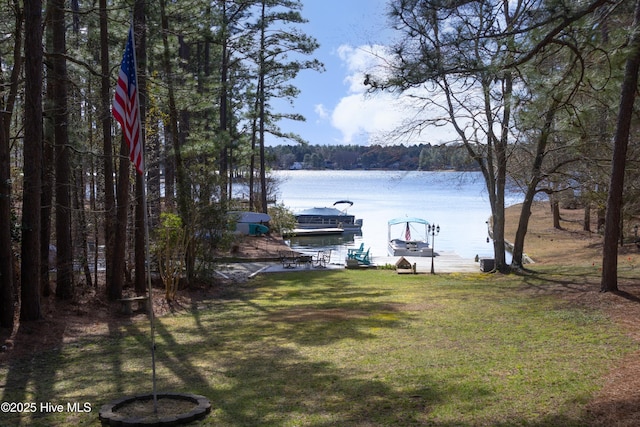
<box><xmin>297</xmin><ymin>207</ymin><xmax>349</xmax><ymax>216</ymax></box>
<box><xmin>388</xmin><ymin>217</ymin><xmax>430</xmax><ymax>246</ymax></box>
<box><xmin>388</xmin><ymin>217</ymin><xmax>429</xmax><ymax>226</ymax></box>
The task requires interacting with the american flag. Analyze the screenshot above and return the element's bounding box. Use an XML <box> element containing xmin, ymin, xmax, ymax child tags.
<box><xmin>112</xmin><ymin>26</ymin><xmax>143</xmax><ymax>174</ymax></box>
<box><xmin>405</xmin><ymin>222</ymin><xmax>411</xmax><ymax>241</ymax></box>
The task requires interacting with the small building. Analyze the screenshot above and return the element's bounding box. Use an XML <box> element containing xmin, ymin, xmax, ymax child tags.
<box><xmin>395</xmin><ymin>256</ymin><xmax>416</xmax><ymax>274</ymax></box>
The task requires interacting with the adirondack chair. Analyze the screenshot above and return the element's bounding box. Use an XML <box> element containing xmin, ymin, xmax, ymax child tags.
<box><xmin>347</xmin><ymin>243</ymin><xmax>365</xmax><ymax>259</ymax></box>
<box><xmin>352</xmin><ymin>248</ymin><xmax>370</xmax><ymax>265</ymax></box>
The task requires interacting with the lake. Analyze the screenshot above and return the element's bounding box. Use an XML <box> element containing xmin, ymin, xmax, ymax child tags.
<box><xmin>272</xmin><ymin>170</ymin><xmax>522</xmax><ymax>261</ymax></box>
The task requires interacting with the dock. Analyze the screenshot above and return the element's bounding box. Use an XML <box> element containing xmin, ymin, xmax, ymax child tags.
<box><xmin>372</xmin><ymin>251</ymin><xmax>480</xmax><ymax>273</ymax></box>
<box><xmin>218</xmin><ymin>251</ymin><xmax>483</xmax><ymax>277</ymax></box>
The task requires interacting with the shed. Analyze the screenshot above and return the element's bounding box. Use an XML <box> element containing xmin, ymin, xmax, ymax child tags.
<box><xmin>395</xmin><ymin>256</ymin><xmax>416</xmax><ymax>274</ymax></box>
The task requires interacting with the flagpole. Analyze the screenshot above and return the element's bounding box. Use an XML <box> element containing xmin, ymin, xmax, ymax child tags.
<box><xmin>142</xmin><ymin>136</ymin><xmax>158</xmax><ymax>415</ymax></box>
<box><xmin>129</xmin><ymin>19</ymin><xmax>158</xmax><ymax>414</ymax></box>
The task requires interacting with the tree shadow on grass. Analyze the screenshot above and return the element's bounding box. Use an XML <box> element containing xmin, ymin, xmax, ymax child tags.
<box><xmin>102</xmin><ymin>291</ymin><xmax>441</xmax><ymax>425</ymax></box>
<box><xmin>610</xmin><ymin>289</ymin><xmax>640</xmax><ymax>304</ymax></box>
<box><xmin>201</xmin><ymin>345</ymin><xmax>592</xmax><ymax>427</ymax></box>
<box><xmin>0</xmin><ymin>269</ymin><xmax>602</xmax><ymax>426</ymax></box>
<box><xmin>218</xmin><ymin>270</ymin><xmax>410</xmax><ymax>346</ymax></box>
<box><xmin>0</xmin><ymin>317</ymin><xmax>596</xmax><ymax>427</ymax></box>
<box><xmin>135</xmin><ymin>271</ymin><xmax>594</xmax><ymax>426</ymax></box>
<box><xmin>210</xmin><ymin>345</ymin><xmax>443</xmax><ymax>426</ymax></box>
<box><xmin>515</xmin><ymin>267</ymin><xmax>602</xmax><ymax>295</ymax></box>
<box><xmin>515</xmin><ymin>266</ymin><xmax>640</xmax><ymax>309</ymax></box>
<box><xmin>0</xmin><ymin>322</ymin><xmax>64</xmax><ymax>427</ymax></box>
<box><xmin>585</xmin><ymin>395</ymin><xmax>640</xmax><ymax>427</ymax></box>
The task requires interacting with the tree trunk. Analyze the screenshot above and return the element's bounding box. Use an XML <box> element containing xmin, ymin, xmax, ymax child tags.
<box><xmin>0</xmin><ymin>111</ymin><xmax>15</xmax><ymax>326</ymax></box>
<box><xmin>552</xmin><ymin>198</ymin><xmax>561</xmax><ymax>229</ymax></box>
<box><xmin>41</xmin><ymin>87</ymin><xmax>54</xmax><ymax>297</ymax></box>
<box><xmin>21</xmin><ymin>0</ymin><xmax>44</xmax><ymax>320</ymax></box>
<box><xmin>88</xmin><ymin>120</ymin><xmax>99</xmax><ymax>288</ymax></box>
<box><xmin>0</xmin><ymin>1</ymin><xmax>22</xmax><ymax>328</ymax></box>
<box><xmin>249</xmin><ymin>81</ymin><xmax>260</xmax><ymax>211</ymax></box>
<box><xmin>583</xmin><ymin>199</ymin><xmax>591</xmax><ymax>232</ymax></box>
<box><xmin>512</xmin><ymin>104</ymin><xmax>557</xmax><ymax>269</ymax></box>
<box><xmin>512</xmin><ymin>203</ymin><xmax>532</xmax><ymax>268</ymax></box>
<box><xmin>601</xmin><ymin>0</ymin><xmax>640</xmax><ymax>293</ymax></box>
<box><xmin>491</xmin><ymin>200</ymin><xmax>508</xmax><ymax>272</ymax></box>
<box><xmin>219</xmin><ymin>0</ymin><xmax>229</xmax><ymax>206</ymax></box>
<box><xmin>483</xmin><ymin>102</ymin><xmax>508</xmax><ymax>272</ymax></box>
<box><xmin>42</xmin><ymin>9</ymin><xmax>54</xmax><ymax>296</ymax></box>
<box><xmin>100</xmin><ymin>0</ymin><xmax>116</xmax><ymax>297</ymax></box>
<box><xmin>51</xmin><ymin>0</ymin><xmax>74</xmax><ymax>300</ymax></box>
<box><xmin>259</xmin><ymin>0</ymin><xmax>268</xmax><ymax>214</ymax></box>
<box><xmin>597</xmin><ymin>207</ymin><xmax>605</xmax><ymax>232</ymax></box>
<box><xmin>74</xmin><ymin>164</ymin><xmax>92</xmax><ymax>287</ymax></box>
<box><xmin>110</xmin><ymin>139</ymin><xmax>130</xmax><ymax>300</ymax></box>
<box><xmin>160</xmin><ymin>0</ymin><xmax>193</xmax><ymax>284</ymax></box>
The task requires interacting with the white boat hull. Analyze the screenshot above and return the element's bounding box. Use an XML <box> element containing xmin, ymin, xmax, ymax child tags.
<box><xmin>284</xmin><ymin>227</ymin><xmax>344</xmax><ymax>236</ymax></box>
<box><xmin>388</xmin><ymin>239</ymin><xmax>433</xmax><ymax>257</ymax></box>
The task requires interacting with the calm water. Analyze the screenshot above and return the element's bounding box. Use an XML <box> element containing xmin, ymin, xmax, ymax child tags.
<box><xmin>273</xmin><ymin>170</ymin><xmax>522</xmax><ymax>261</ymax></box>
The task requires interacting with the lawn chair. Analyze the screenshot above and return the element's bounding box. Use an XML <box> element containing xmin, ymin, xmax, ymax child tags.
<box><xmin>313</xmin><ymin>250</ymin><xmax>331</xmax><ymax>268</ymax></box>
<box><xmin>297</xmin><ymin>254</ymin><xmax>313</xmax><ymax>269</ymax></box>
<box><xmin>351</xmin><ymin>248</ymin><xmax>370</xmax><ymax>265</ymax></box>
<box><xmin>279</xmin><ymin>250</ymin><xmax>298</xmax><ymax>269</ymax></box>
<box><xmin>347</xmin><ymin>243</ymin><xmax>365</xmax><ymax>259</ymax></box>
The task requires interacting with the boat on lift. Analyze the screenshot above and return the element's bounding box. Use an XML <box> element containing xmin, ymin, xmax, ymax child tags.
<box><xmin>293</xmin><ymin>200</ymin><xmax>363</xmax><ymax>234</ymax></box>
<box><xmin>388</xmin><ymin>217</ymin><xmax>433</xmax><ymax>257</ymax></box>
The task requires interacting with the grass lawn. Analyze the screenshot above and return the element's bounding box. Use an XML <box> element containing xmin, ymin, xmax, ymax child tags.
<box><xmin>1</xmin><ymin>267</ymin><xmax>637</xmax><ymax>426</ymax></box>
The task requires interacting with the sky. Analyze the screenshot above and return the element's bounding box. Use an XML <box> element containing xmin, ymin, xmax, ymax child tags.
<box><xmin>266</xmin><ymin>0</ymin><xmax>458</xmax><ymax>147</ymax></box>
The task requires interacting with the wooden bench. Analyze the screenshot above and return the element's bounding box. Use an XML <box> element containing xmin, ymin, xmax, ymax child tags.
<box><xmin>118</xmin><ymin>296</ymin><xmax>149</xmax><ymax>315</ymax></box>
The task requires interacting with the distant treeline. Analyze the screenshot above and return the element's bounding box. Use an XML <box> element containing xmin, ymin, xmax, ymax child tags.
<box><xmin>265</xmin><ymin>143</ymin><xmax>480</xmax><ymax>171</ymax></box>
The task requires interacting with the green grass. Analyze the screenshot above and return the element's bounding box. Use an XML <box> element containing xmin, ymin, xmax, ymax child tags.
<box><xmin>0</xmin><ymin>269</ymin><xmax>636</xmax><ymax>426</ymax></box>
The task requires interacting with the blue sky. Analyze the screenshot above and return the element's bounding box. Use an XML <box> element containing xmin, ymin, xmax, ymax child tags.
<box><xmin>268</xmin><ymin>0</ymin><xmax>402</xmax><ymax>146</ymax></box>
<box><xmin>266</xmin><ymin>0</ymin><xmax>459</xmax><ymax>147</ymax></box>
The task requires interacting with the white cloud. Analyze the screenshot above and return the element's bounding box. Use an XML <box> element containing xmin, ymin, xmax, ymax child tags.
<box><xmin>332</xmin><ymin>93</ymin><xmax>403</xmax><ymax>143</ymax></box>
<box><xmin>331</xmin><ymin>44</ymin><xmax>394</xmax><ymax>143</ymax></box>
<box><xmin>314</xmin><ymin>103</ymin><xmax>329</xmax><ymax>120</ymax></box>
<box><xmin>337</xmin><ymin>44</ymin><xmax>390</xmax><ymax>94</ymax></box>
<box><xmin>330</xmin><ymin>43</ymin><xmax>458</xmax><ymax>145</ymax></box>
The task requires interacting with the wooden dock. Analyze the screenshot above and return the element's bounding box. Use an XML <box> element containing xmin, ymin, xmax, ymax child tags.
<box><xmin>372</xmin><ymin>251</ymin><xmax>481</xmax><ymax>273</ymax></box>
<box><xmin>227</xmin><ymin>251</ymin><xmax>484</xmax><ymax>276</ymax></box>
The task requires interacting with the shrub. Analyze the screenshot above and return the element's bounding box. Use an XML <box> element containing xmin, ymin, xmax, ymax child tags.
<box><xmin>156</xmin><ymin>212</ymin><xmax>187</xmax><ymax>301</ymax></box>
<box><xmin>268</xmin><ymin>203</ymin><xmax>296</xmax><ymax>234</ymax></box>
